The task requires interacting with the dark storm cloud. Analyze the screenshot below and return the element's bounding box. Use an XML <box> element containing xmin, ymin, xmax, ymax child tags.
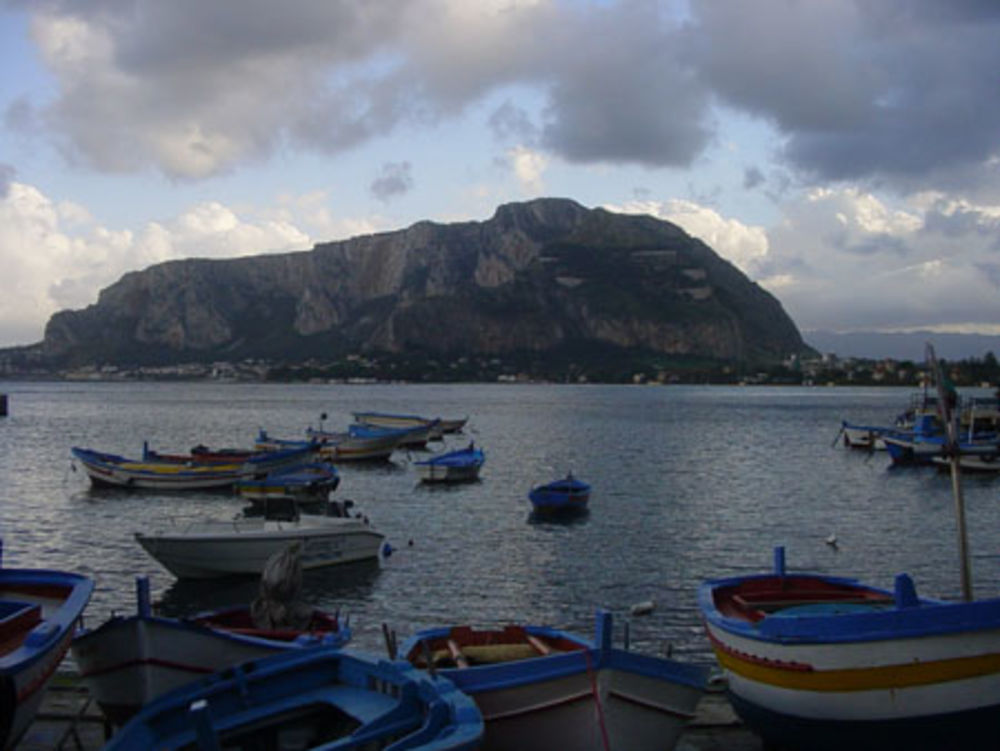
<box><xmin>370</xmin><ymin>161</ymin><xmax>413</xmax><ymax>202</ymax></box>
<box><xmin>18</xmin><ymin>0</ymin><xmax>1000</xmax><ymax>188</ymax></box>
<box><xmin>685</xmin><ymin>0</ymin><xmax>1000</xmax><ymax>187</ymax></box>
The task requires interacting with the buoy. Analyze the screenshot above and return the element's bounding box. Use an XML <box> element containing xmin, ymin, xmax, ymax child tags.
<box><xmin>826</xmin><ymin>533</ymin><xmax>838</xmax><ymax>549</ymax></box>
<box><xmin>382</xmin><ymin>542</ymin><xmax>394</xmax><ymax>558</ymax></box>
<box><xmin>630</xmin><ymin>600</ymin><xmax>655</xmax><ymax>616</ymax></box>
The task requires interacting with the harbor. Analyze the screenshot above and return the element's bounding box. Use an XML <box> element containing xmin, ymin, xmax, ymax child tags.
<box><xmin>3</xmin><ymin>379</ymin><xmax>1000</xmax><ymax>749</ymax></box>
<box><xmin>18</xmin><ymin>673</ymin><xmax>762</xmax><ymax>751</ymax></box>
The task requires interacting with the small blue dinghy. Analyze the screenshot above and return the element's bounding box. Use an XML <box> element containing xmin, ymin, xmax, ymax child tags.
<box><xmin>105</xmin><ymin>647</ymin><xmax>483</xmax><ymax>751</ymax></box>
<box><xmin>528</xmin><ymin>473</ymin><xmax>590</xmax><ymax>514</ymax></box>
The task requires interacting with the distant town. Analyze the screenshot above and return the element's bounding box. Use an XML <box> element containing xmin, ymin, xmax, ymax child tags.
<box><xmin>3</xmin><ymin>350</ymin><xmax>998</xmax><ymax>388</ymax></box>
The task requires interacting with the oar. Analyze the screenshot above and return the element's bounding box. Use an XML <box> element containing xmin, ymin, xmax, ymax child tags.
<box><xmin>831</xmin><ymin>423</ymin><xmax>845</xmax><ymax>447</ymax></box>
<box><xmin>927</xmin><ymin>342</ymin><xmax>972</xmax><ymax>602</ymax></box>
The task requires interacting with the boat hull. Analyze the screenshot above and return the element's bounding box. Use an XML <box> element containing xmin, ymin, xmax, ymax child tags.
<box><xmin>0</xmin><ymin>567</ymin><xmax>94</xmax><ymax>750</ymax></box>
<box><xmin>135</xmin><ymin>518</ymin><xmax>384</xmax><ymax>579</ymax></box>
<box><xmin>72</xmin><ymin>611</ymin><xmax>349</xmax><ymax>725</ymax></box>
<box><xmin>401</xmin><ymin>612</ymin><xmax>707</xmax><ymax>751</ymax></box>
<box><xmin>700</xmin><ymin>567</ymin><xmax>1000</xmax><ymax>750</ymax></box>
<box><xmin>416</xmin><ymin>463</ymin><xmax>482</xmax><ymax>483</ymax></box>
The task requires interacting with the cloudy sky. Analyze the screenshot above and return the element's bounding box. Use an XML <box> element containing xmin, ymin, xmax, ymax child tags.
<box><xmin>2</xmin><ymin>0</ymin><xmax>1000</xmax><ymax>349</ymax></box>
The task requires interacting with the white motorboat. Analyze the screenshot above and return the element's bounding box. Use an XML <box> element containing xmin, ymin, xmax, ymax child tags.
<box><xmin>135</xmin><ymin>503</ymin><xmax>385</xmax><ymax>579</ymax></box>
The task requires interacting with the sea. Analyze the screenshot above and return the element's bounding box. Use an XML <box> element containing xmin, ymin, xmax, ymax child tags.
<box><xmin>2</xmin><ymin>380</ymin><xmax>999</xmax><ymax>670</ymax></box>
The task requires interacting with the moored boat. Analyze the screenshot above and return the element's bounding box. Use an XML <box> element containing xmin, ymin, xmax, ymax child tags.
<box><xmin>528</xmin><ymin>473</ymin><xmax>590</xmax><ymax>515</ymax></box>
<box><xmin>71</xmin><ymin>576</ymin><xmax>351</xmax><ymax>726</ymax></box>
<box><xmin>399</xmin><ymin>609</ymin><xmax>708</xmax><ymax>751</ymax></box>
<box><xmin>135</xmin><ymin>501</ymin><xmax>386</xmax><ymax>579</ymax></box>
<box><xmin>0</xmin><ymin>541</ymin><xmax>94</xmax><ymax>750</ymax></box>
<box><xmin>353</xmin><ymin>410</ymin><xmax>468</xmax><ymax>438</ymax></box>
<box><xmin>699</xmin><ymin>545</ymin><xmax>1000</xmax><ymax>751</ymax></box>
<box><xmin>71</xmin><ymin>442</ymin><xmax>315</xmax><ymax>490</ymax></box>
<box><xmin>235</xmin><ymin>461</ymin><xmax>340</xmax><ymax>503</ymax></box>
<box><xmin>104</xmin><ymin>646</ymin><xmax>484</xmax><ymax>751</ymax></box>
<box><xmin>257</xmin><ymin>428</ymin><xmax>399</xmax><ymax>462</ymax></box>
<box><xmin>346</xmin><ymin>420</ymin><xmax>439</xmax><ymax>449</ymax></box>
<box><xmin>414</xmin><ymin>443</ymin><xmax>485</xmax><ymax>483</ymax></box>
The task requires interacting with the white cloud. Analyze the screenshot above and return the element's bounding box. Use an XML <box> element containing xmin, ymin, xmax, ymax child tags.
<box><xmin>508</xmin><ymin>146</ymin><xmax>548</xmax><ymax>194</ymax></box>
<box><xmin>0</xmin><ymin>182</ymin><xmax>321</xmax><ymax>346</ymax></box>
<box><xmin>609</xmin><ymin>198</ymin><xmax>770</xmax><ymax>276</ymax></box>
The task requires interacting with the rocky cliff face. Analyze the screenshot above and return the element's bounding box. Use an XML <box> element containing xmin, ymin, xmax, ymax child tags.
<box><xmin>38</xmin><ymin>198</ymin><xmax>809</xmax><ymax>366</ymax></box>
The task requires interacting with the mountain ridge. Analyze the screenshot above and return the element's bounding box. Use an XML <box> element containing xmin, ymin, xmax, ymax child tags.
<box><xmin>5</xmin><ymin>198</ymin><xmax>811</xmax><ymax>370</ymax></box>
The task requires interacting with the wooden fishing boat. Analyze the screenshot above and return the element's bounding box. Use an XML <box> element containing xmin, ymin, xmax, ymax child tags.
<box><xmin>528</xmin><ymin>473</ymin><xmax>590</xmax><ymax>514</ymax></box>
<box><xmin>235</xmin><ymin>462</ymin><xmax>340</xmax><ymax>502</ymax></box>
<box><xmin>103</xmin><ymin>646</ymin><xmax>484</xmax><ymax>751</ymax></box>
<box><xmin>0</xmin><ymin>542</ymin><xmax>94</xmax><ymax>750</ymax></box>
<box><xmin>701</xmin><ymin>346</ymin><xmax>1000</xmax><ymax>751</ymax></box>
<box><xmin>699</xmin><ymin>546</ymin><xmax>1000</xmax><ymax>751</ymax></box>
<box><xmin>135</xmin><ymin>502</ymin><xmax>385</xmax><ymax>579</ymax></box>
<box><xmin>345</xmin><ymin>420</ymin><xmax>440</xmax><ymax>449</ymax></box>
<box><xmin>353</xmin><ymin>410</ymin><xmax>468</xmax><ymax>437</ymax></box>
<box><xmin>840</xmin><ymin>420</ymin><xmax>890</xmax><ymax>450</ymax></box>
<box><xmin>414</xmin><ymin>444</ymin><xmax>485</xmax><ymax>483</ymax></box>
<box><xmin>398</xmin><ymin>610</ymin><xmax>708</xmax><ymax>751</ymax></box>
<box><xmin>257</xmin><ymin>428</ymin><xmax>399</xmax><ymax>462</ymax></box>
<box><xmin>71</xmin><ymin>442</ymin><xmax>315</xmax><ymax>490</ymax></box>
<box><xmin>72</xmin><ymin>576</ymin><xmax>351</xmax><ymax>726</ymax></box>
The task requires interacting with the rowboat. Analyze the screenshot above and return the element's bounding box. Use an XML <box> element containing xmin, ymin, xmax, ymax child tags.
<box><xmin>700</xmin><ymin>345</ymin><xmax>1000</xmax><ymax>750</ymax></box>
<box><xmin>235</xmin><ymin>462</ymin><xmax>340</xmax><ymax>503</ymax></box>
<box><xmin>840</xmin><ymin>421</ymin><xmax>890</xmax><ymax>450</ymax></box>
<box><xmin>699</xmin><ymin>546</ymin><xmax>1000</xmax><ymax>750</ymax></box>
<box><xmin>414</xmin><ymin>444</ymin><xmax>485</xmax><ymax>483</ymax></box>
<box><xmin>346</xmin><ymin>420</ymin><xmax>440</xmax><ymax>449</ymax></box>
<box><xmin>257</xmin><ymin>428</ymin><xmax>399</xmax><ymax>462</ymax></box>
<box><xmin>70</xmin><ymin>442</ymin><xmax>315</xmax><ymax>490</ymax></box>
<box><xmin>353</xmin><ymin>411</ymin><xmax>468</xmax><ymax>437</ymax></box>
<box><xmin>72</xmin><ymin>576</ymin><xmax>351</xmax><ymax>726</ymax></box>
<box><xmin>398</xmin><ymin>609</ymin><xmax>708</xmax><ymax>751</ymax></box>
<box><xmin>528</xmin><ymin>473</ymin><xmax>590</xmax><ymax>515</ymax></box>
<box><xmin>135</xmin><ymin>504</ymin><xmax>386</xmax><ymax>579</ymax></box>
<box><xmin>0</xmin><ymin>541</ymin><xmax>94</xmax><ymax>750</ymax></box>
<box><xmin>104</xmin><ymin>646</ymin><xmax>484</xmax><ymax>751</ymax></box>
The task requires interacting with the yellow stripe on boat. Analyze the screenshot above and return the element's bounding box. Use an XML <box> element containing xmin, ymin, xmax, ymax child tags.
<box><xmin>121</xmin><ymin>462</ymin><xmax>242</xmax><ymax>474</ymax></box>
<box><xmin>713</xmin><ymin>646</ymin><xmax>1000</xmax><ymax>692</ymax></box>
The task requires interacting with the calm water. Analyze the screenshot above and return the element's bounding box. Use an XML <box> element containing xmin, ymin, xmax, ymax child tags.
<box><xmin>1</xmin><ymin>381</ymin><xmax>998</xmax><ymax>668</ymax></box>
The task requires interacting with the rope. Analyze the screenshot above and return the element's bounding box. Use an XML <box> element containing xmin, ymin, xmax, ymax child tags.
<box><xmin>584</xmin><ymin>650</ymin><xmax>611</xmax><ymax>751</ymax></box>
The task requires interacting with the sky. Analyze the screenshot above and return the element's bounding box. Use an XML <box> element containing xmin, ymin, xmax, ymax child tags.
<box><xmin>2</xmin><ymin>0</ymin><xmax>1000</xmax><ymax>350</ymax></box>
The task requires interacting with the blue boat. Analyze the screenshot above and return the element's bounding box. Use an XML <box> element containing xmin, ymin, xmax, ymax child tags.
<box><xmin>0</xmin><ymin>541</ymin><xmax>94</xmax><ymax>749</ymax></box>
<box><xmin>399</xmin><ymin>610</ymin><xmax>708</xmax><ymax>751</ymax></box>
<box><xmin>105</xmin><ymin>647</ymin><xmax>484</xmax><ymax>751</ymax></box>
<box><xmin>414</xmin><ymin>444</ymin><xmax>485</xmax><ymax>483</ymax></box>
<box><xmin>700</xmin><ymin>545</ymin><xmax>1000</xmax><ymax>751</ymax></box>
<box><xmin>528</xmin><ymin>473</ymin><xmax>590</xmax><ymax>514</ymax></box>
<box><xmin>236</xmin><ymin>462</ymin><xmax>341</xmax><ymax>504</ymax></box>
<box><xmin>346</xmin><ymin>420</ymin><xmax>440</xmax><ymax>449</ymax></box>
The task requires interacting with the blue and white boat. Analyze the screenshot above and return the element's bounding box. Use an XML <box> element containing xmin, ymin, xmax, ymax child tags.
<box><xmin>399</xmin><ymin>610</ymin><xmax>708</xmax><ymax>751</ymax></box>
<box><xmin>235</xmin><ymin>462</ymin><xmax>340</xmax><ymax>503</ymax></box>
<box><xmin>0</xmin><ymin>541</ymin><xmax>94</xmax><ymax>750</ymax></box>
<box><xmin>700</xmin><ymin>546</ymin><xmax>1000</xmax><ymax>751</ymax></box>
<box><xmin>71</xmin><ymin>442</ymin><xmax>315</xmax><ymax>490</ymax></box>
<box><xmin>347</xmin><ymin>420</ymin><xmax>440</xmax><ymax>449</ymax></box>
<box><xmin>528</xmin><ymin>473</ymin><xmax>590</xmax><ymax>514</ymax></box>
<box><xmin>414</xmin><ymin>444</ymin><xmax>485</xmax><ymax>483</ymax></box>
<box><xmin>105</xmin><ymin>646</ymin><xmax>484</xmax><ymax>751</ymax></box>
<box><xmin>72</xmin><ymin>577</ymin><xmax>351</xmax><ymax>726</ymax></box>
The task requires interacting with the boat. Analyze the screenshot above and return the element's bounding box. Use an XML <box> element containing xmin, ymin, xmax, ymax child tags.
<box><xmin>70</xmin><ymin>442</ymin><xmax>315</xmax><ymax>490</ymax></box>
<box><xmin>72</xmin><ymin>575</ymin><xmax>351</xmax><ymax>726</ymax></box>
<box><xmin>882</xmin><ymin>412</ymin><xmax>998</xmax><ymax>466</ymax></box>
<box><xmin>931</xmin><ymin>449</ymin><xmax>1000</xmax><ymax>473</ymax></box>
<box><xmin>235</xmin><ymin>461</ymin><xmax>340</xmax><ymax>503</ymax></box>
<box><xmin>398</xmin><ymin>609</ymin><xmax>708</xmax><ymax>751</ymax></box>
<box><xmin>257</xmin><ymin>428</ymin><xmax>399</xmax><ymax>463</ymax></box>
<box><xmin>353</xmin><ymin>411</ymin><xmax>468</xmax><ymax>438</ymax></box>
<box><xmin>528</xmin><ymin>473</ymin><xmax>590</xmax><ymax>514</ymax></box>
<box><xmin>134</xmin><ymin>499</ymin><xmax>386</xmax><ymax>579</ymax></box>
<box><xmin>103</xmin><ymin>646</ymin><xmax>484</xmax><ymax>751</ymax></box>
<box><xmin>346</xmin><ymin>420</ymin><xmax>440</xmax><ymax>449</ymax></box>
<box><xmin>840</xmin><ymin>420</ymin><xmax>891</xmax><ymax>451</ymax></box>
<box><xmin>699</xmin><ymin>545</ymin><xmax>1000</xmax><ymax>751</ymax></box>
<box><xmin>700</xmin><ymin>345</ymin><xmax>1000</xmax><ymax>750</ymax></box>
<box><xmin>0</xmin><ymin>541</ymin><xmax>94</xmax><ymax>750</ymax></box>
<box><xmin>414</xmin><ymin>443</ymin><xmax>485</xmax><ymax>483</ymax></box>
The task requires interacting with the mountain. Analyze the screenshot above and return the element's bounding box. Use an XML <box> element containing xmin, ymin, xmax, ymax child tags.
<box><xmin>804</xmin><ymin>330</ymin><xmax>1000</xmax><ymax>361</ymax></box>
<box><xmin>11</xmin><ymin>198</ymin><xmax>810</xmax><ymax>370</ymax></box>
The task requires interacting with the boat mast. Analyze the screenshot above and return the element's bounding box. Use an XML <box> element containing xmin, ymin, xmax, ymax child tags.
<box><xmin>927</xmin><ymin>342</ymin><xmax>972</xmax><ymax>601</ymax></box>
